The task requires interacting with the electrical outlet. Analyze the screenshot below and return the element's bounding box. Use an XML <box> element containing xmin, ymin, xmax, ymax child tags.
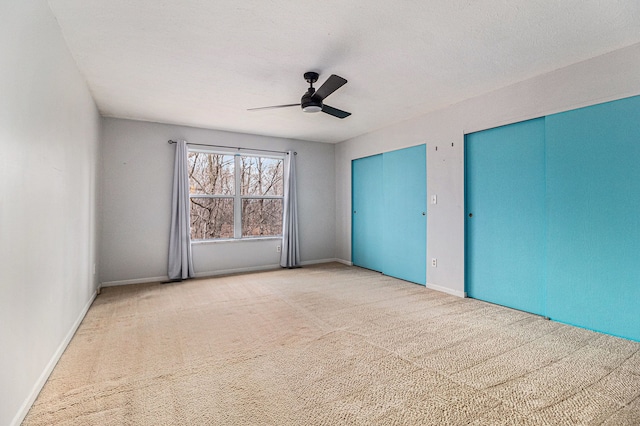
<box><xmin>431</xmin><ymin>258</ymin><xmax>437</xmax><ymax>267</ymax></box>
<box><xmin>276</xmin><ymin>245</ymin><xmax>281</xmax><ymax>253</ymax></box>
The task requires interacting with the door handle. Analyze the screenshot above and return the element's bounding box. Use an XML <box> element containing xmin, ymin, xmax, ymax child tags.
<box><xmin>469</xmin><ymin>213</ymin><xmax>473</xmax><ymax>217</ymax></box>
<box><xmin>422</xmin><ymin>212</ymin><xmax>426</xmax><ymax>216</ymax></box>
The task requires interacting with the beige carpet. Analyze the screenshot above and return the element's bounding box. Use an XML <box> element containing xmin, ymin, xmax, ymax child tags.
<box><xmin>23</xmin><ymin>263</ymin><xmax>640</xmax><ymax>425</ymax></box>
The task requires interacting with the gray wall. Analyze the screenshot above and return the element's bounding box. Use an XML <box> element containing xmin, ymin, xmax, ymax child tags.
<box><xmin>0</xmin><ymin>2</ymin><xmax>101</xmax><ymax>425</ymax></box>
<box><xmin>335</xmin><ymin>42</ymin><xmax>640</xmax><ymax>297</ymax></box>
<box><xmin>100</xmin><ymin>118</ymin><xmax>336</xmax><ymax>285</ymax></box>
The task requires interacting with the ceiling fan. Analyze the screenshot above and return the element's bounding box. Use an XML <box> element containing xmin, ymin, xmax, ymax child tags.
<box><xmin>248</xmin><ymin>72</ymin><xmax>351</xmax><ymax>119</ymax></box>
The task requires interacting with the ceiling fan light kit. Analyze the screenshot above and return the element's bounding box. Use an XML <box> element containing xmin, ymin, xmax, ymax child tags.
<box><xmin>302</xmin><ymin>104</ymin><xmax>322</xmax><ymax>113</ymax></box>
<box><xmin>301</xmin><ymin>95</ymin><xmax>322</xmax><ymax>113</ymax></box>
<box><xmin>249</xmin><ymin>71</ymin><xmax>351</xmax><ymax>118</ymax></box>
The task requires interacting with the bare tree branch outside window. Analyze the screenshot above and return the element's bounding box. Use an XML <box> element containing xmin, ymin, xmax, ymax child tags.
<box><xmin>188</xmin><ymin>151</ymin><xmax>284</xmax><ymax>240</ymax></box>
<box><xmin>241</xmin><ymin>156</ymin><xmax>283</xmax><ymax>237</ymax></box>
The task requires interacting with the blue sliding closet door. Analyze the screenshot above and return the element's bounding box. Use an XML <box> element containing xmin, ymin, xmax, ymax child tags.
<box><xmin>383</xmin><ymin>145</ymin><xmax>427</xmax><ymax>284</ymax></box>
<box><xmin>465</xmin><ymin>118</ymin><xmax>546</xmax><ymax>316</ymax></box>
<box><xmin>352</xmin><ymin>154</ymin><xmax>384</xmax><ymax>271</ymax></box>
<box><xmin>352</xmin><ymin>145</ymin><xmax>427</xmax><ymax>285</ymax></box>
<box><xmin>546</xmin><ymin>96</ymin><xmax>640</xmax><ymax>341</ymax></box>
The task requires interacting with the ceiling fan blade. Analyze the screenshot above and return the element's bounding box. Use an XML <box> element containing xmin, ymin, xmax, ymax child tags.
<box><xmin>247</xmin><ymin>103</ymin><xmax>300</xmax><ymax>111</ymax></box>
<box><xmin>322</xmin><ymin>104</ymin><xmax>351</xmax><ymax>119</ymax></box>
<box><xmin>313</xmin><ymin>74</ymin><xmax>347</xmax><ymax>101</ymax></box>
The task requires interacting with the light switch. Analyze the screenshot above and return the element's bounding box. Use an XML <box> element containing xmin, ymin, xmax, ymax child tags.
<box><xmin>431</xmin><ymin>194</ymin><xmax>437</xmax><ymax>204</ymax></box>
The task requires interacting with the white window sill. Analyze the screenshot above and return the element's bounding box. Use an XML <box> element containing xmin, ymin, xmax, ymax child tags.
<box><xmin>191</xmin><ymin>236</ymin><xmax>282</xmax><ymax>245</ymax></box>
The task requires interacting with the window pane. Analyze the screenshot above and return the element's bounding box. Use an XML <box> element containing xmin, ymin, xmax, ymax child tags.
<box><xmin>188</xmin><ymin>152</ymin><xmax>235</xmax><ymax>195</ymax></box>
<box><xmin>190</xmin><ymin>197</ymin><xmax>234</xmax><ymax>239</ymax></box>
<box><xmin>242</xmin><ymin>199</ymin><xmax>283</xmax><ymax>237</ymax></box>
<box><xmin>240</xmin><ymin>156</ymin><xmax>283</xmax><ymax>196</ymax></box>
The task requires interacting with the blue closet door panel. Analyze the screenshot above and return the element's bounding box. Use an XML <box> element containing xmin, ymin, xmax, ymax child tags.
<box><xmin>546</xmin><ymin>95</ymin><xmax>640</xmax><ymax>341</ymax></box>
<box><xmin>466</xmin><ymin>118</ymin><xmax>546</xmax><ymax>316</ymax></box>
<box><xmin>352</xmin><ymin>154</ymin><xmax>384</xmax><ymax>271</ymax></box>
<box><xmin>382</xmin><ymin>145</ymin><xmax>427</xmax><ymax>285</ymax></box>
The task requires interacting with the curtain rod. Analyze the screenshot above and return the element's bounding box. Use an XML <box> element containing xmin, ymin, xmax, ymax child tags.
<box><xmin>168</xmin><ymin>140</ymin><xmax>296</xmax><ymax>155</ymax></box>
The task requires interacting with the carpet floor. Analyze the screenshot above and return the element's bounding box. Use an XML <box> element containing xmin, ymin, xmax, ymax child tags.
<box><xmin>23</xmin><ymin>263</ymin><xmax>640</xmax><ymax>425</ymax></box>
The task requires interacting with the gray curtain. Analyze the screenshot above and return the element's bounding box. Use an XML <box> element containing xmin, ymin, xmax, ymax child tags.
<box><xmin>168</xmin><ymin>140</ymin><xmax>195</xmax><ymax>280</ymax></box>
<box><xmin>280</xmin><ymin>151</ymin><xmax>300</xmax><ymax>268</ymax></box>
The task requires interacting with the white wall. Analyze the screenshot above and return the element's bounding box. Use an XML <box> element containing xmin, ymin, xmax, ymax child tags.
<box><xmin>0</xmin><ymin>2</ymin><xmax>101</xmax><ymax>425</ymax></box>
<box><xmin>336</xmin><ymin>42</ymin><xmax>640</xmax><ymax>297</ymax></box>
<box><xmin>100</xmin><ymin>118</ymin><xmax>336</xmax><ymax>285</ymax></box>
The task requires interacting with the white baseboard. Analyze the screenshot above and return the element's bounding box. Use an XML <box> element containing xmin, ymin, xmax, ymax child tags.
<box><xmin>11</xmin><ymin>290</ymin><xmax>97</xmax><ymax>426</ymax></box>
<box><xmin>101</xmin><ymin>275</ymin><xmax>169</xmax><ymax>287</ymax></box>
<box><xmin>102</xmin><ymin>260</ymin><xmax>354</xmax><ymax>287</ymax></box>
<box><xmin>194</xmin><ymin>264</ymin><xmax>281</xmax><ymax>278</ymax></box>
<box><xmin>425</xmin><ymin>282</ymin><xmax>466</xmax><ymax>298</ymax></box>
<box><xmin>300</xmin><ymin>258</ymin><xmax>348</xmax><ymax>266</ymax></box>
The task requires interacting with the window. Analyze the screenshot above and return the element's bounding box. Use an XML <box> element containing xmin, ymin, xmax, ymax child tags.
<box><xmin>188</xmin><ymin>150</ymin><xmax>284</xmax><ymax>240</ymax></box>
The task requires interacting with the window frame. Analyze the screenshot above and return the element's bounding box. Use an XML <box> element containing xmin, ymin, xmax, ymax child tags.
<box><xmin>188</xmin><ymin>148</ymin><xmax>285</xmax><ymax>241</ymax></box>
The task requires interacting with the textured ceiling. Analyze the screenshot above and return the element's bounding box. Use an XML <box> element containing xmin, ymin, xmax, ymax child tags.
<box><xmin>48</xmin><ymin>0</ymin><xmax>640</xmax><ymax>143</ymax></box>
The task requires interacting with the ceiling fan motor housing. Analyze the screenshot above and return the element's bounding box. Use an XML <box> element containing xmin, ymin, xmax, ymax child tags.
<box><xmin>301</xmin><ymin>89</ymin><xmax>322</xmax><ymax>113</ymax></box>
